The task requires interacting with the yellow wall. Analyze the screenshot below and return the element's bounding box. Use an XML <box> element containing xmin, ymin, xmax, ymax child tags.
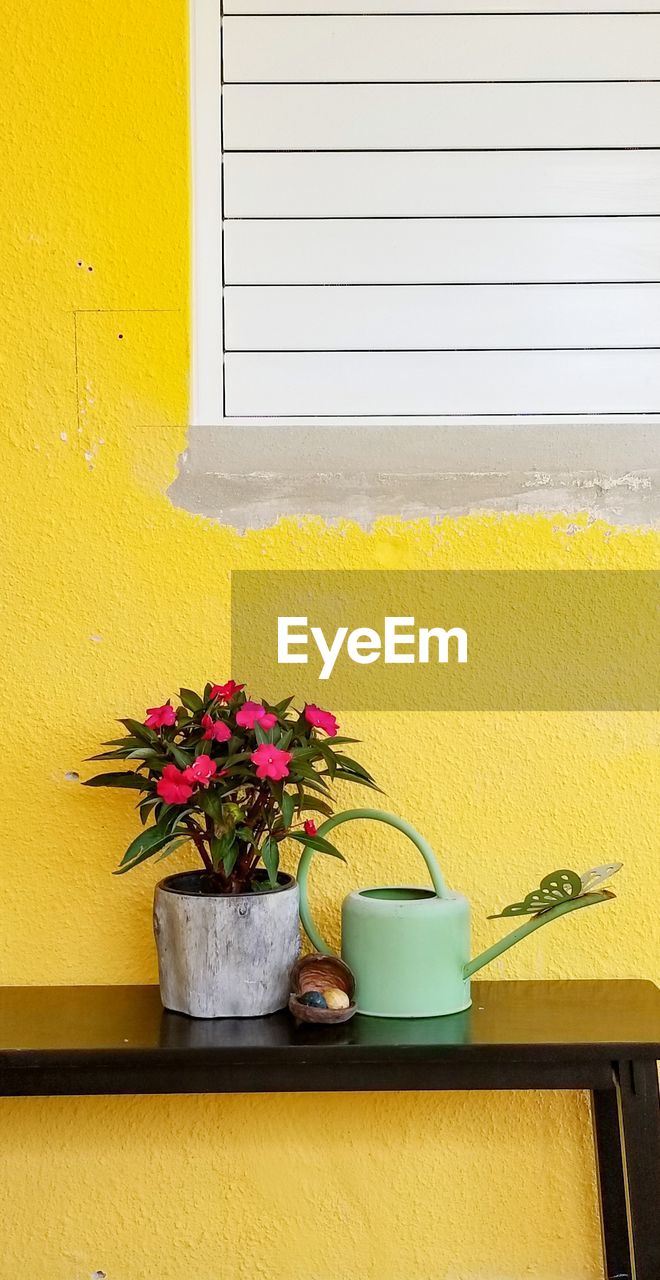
<box><xmin>1</xmin><ymin>3</ymin><xmax>657</xmax><ymax>1277</ymax></box>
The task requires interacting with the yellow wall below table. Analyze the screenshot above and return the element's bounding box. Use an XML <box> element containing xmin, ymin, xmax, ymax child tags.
<box><xmin>0</xmin><ymin>3</ymin><xmax>658</xmax><ymax>1277</ymax></box>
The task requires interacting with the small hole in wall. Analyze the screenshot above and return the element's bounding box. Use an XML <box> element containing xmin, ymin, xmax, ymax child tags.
<box><xmin>76</xmin><ymin>260</ymin><xmax>83</xmax><ymax>268</ymax></box>
<box><xmin>88</xmin><ymin>265</ymin><xmax>93</xmax><ymax>272</ymax></box>
<box><xmin>91</xmin><ymin>1272</ymin><xmax>107</xmax><ymax>1279</ymax></box>
<box><xmin>65</xmin><ymin>771</ymin><xmax>80</xmax><ymax>783</ymax></box>
<box><xmin>117</xmin><ymin>333</ymin><xmax>123</xmax><ymax>340</ymax></box>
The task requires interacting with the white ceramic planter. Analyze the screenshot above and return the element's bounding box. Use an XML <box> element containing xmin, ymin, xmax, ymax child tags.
<box><xmin>153</xmin><ymin>871</ymin><xmax>300</xmax><ymax>1018</ymax></box>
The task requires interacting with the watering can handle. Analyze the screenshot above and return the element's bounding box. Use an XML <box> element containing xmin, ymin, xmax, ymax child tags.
<box><xmin>297</xmin><ymin>807</ymin><xmax>450</xmax><ymax>956</ymax></box>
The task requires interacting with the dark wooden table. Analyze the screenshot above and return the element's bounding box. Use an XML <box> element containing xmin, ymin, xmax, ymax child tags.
<box><xmin>0</xmin><ymin>979</ymin><xmax>657</xmax><ymax>1279</ymax></box>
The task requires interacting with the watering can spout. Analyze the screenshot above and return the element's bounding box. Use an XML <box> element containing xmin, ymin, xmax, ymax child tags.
<box><xmin>463</xmin><ymin>891</ymin><xmax>613</xmax><ymax>980</ymax></box>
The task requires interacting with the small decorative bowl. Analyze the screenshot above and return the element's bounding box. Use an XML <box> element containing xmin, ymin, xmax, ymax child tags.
<box><xmin>289</xmin><ymin>954</ymin><xmax>357</xmax><ymax>1024</ymax></box>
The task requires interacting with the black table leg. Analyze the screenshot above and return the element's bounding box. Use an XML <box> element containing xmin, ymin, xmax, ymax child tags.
<box><xmin>592</xmin><ymin>1085</ymin><xmax>632</xmax><ymax>1280</ymax></box>
<box><xmin>615</xmin><ymin>1059</ymin><xmax>660</xmax><ymax>1280</ymax></box>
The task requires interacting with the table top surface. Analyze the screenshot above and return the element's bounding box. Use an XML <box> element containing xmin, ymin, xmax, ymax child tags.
<box><xmin>0</xmin><ymin>980</ymin><xmax>658</xmax><ymax>1065</ymax></box>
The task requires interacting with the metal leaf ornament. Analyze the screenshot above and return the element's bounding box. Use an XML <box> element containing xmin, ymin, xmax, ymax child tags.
<box><xmin>579</xmin><ymin>862</ymin><xmax>623</xmax><ymax>894</ymax></box>
<box><xmin>489</xmin><ymin>863</ymin><xmax>622</xmax><ymax>919</ymax></box>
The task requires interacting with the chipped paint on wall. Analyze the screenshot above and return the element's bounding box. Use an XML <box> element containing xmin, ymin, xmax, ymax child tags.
<box><xmin>0</xmin><ymin>2</ymin><xmax>658</xmax><ymax>1279</ymax></box>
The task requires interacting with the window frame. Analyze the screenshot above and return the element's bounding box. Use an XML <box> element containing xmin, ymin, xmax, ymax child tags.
<box><xmin>190</xmin><ymin>0</ymin><xmax>224</xmax><ymax>425</ymax></box>
<box><xmin>189</xmin><ymin>0</ymin><xmax>660</xmax><ymax>428</ymax></box>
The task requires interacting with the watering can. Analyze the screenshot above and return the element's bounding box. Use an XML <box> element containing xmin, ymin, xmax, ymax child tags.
<box><xmin>297</xmin><ymin>808</ymin><xmax>620</xmax><ymax>1018</ymax></box>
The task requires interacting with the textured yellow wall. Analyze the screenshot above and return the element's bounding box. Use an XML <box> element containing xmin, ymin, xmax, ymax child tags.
<box><xmin>1</xmin><ymin>3</ymin><xmax>658</xmax><ymax>1278</ymax></box>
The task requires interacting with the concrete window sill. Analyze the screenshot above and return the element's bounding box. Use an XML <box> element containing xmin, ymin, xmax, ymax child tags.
<box><xmin>168</xmin><ymin>424</ymin><xmax>659</xmax><ymax>531</ymax></box>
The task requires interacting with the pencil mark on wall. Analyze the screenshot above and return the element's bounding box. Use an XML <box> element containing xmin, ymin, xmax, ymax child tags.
<box><xmin>70</xmin><ymin>307</ymin><xmax>182</xmax><ymax>442</ymax></box>
<box><xmin>73</xmin><ymin>312</ymin><xmax>81</xmax><ymax>434</ymax></box>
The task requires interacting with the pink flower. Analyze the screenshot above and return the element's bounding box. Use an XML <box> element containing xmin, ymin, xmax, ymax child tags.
<box><xmin>236</xmin><ymin>700</ymin><xmax>267</xmax><ymax>730</ymax></box>
<box><xmin>201</xmin><ymin>713</ymin><xmax>232</xmax><ymax>743</ymax></box>
<box><xmin>145</xmin><ymin>702</ymin><xmax>176</xmax><ymax>730</ymax></box>
<box><xmin>183</xmin><ymin>756</ymin><xmax>217</xmax><ymax>788</ymax></box>
<box><xmin>235</xmin><ymin>702</ymin><xmax>277</xmax><ymax>731</ymax></box>
<box><xmin>304</xmin><ymin>704</ymin><xmax>338</xmax><ymax>737</ymax></box>
<box><xmin>210</xmin><ymin>680</ymin><xmax>245</xmax><ymax>701</ymax></box>
<box><xmin>250</xmin><ymin>743</ymin><xmax>292</xmax><ymax>781</ymax></box>
<box><xmin>304</xmin><ymin>819</ymin><xmax>318</xmax><ymax>837</ymax></box>
<box><xmin>157</xmin><ymin>763</ymin><xmax>193</xmax><ymax>805</ymax></box>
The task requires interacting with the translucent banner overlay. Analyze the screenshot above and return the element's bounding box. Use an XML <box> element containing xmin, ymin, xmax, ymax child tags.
<box><xmin>231</xmin><ymin>571</ymin><xmax>659</xmax><ymax>711</ymax></box>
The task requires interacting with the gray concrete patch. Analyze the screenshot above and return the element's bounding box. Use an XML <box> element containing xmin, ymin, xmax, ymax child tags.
<box><xmin>168</xmin><ymin>424</ymin><xmax>660</xmax><ymax>530</ymax></box>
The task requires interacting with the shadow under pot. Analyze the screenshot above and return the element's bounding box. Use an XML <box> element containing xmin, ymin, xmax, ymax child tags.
<box><xmin>153</xmin><ymin>870</ymin><xmax>301</xmax><ymax>1018</ymax></box>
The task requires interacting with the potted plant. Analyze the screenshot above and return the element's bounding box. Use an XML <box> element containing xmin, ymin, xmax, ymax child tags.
<box><xmin>85</xmin><ymin>681</ymin><xmax>377</xmax><ymax>1018</ymax></box>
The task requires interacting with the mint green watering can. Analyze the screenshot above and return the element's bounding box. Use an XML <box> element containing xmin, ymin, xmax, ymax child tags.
<box><xmin>297</xmin><ymin>809</ymin><xmax>620</xmax><ymax>1018</ymax></box>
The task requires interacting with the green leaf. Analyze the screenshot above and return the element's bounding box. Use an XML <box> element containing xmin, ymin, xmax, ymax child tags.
<box><xmin>281</xmin><ymin>791</ymin><xmax>295</xmax><ymax>829</ymax></box>
<box><xmin>116</xmin><ymin>823</ymin><xmax>181</xmax><ymax>872</ymax></box>
<box><xmin>335</xmin><ymin>770</ymin><xmax>382</xmax><ymax>793</ymax></box>
<box><xmin>118</xmin><ymin>824</ymin><xmax>166</xmax><ymax>866</ymax></box>
<box><xmin>211</xmin><ymin>831</ymin><xmax>236</xmax><ymax>870</ymax></box>
<box><xmin>84</xmin><ymin>771</ymin><xmax>151</xmax><ymax>791</ymax></box>
<box><xmin>167</xmin><ymin>744</ymin><xmax>193</xmax><ymax>769</ymax></box>
<box><xmin>272</xmin><ymin>696</ymin><xmax>294</xmax><ymax>714</ymax></box>
<box><xmin>289</xmin><ymin>832</ymin><xmax>346</xmax><ymax>861</ymax></box>
<box><xmin>119</xmin><ymin>718</ymin><xmax>157</xmax><ymax>744</ymax></box>
<box><xmin>153</xmin><ymin>836</ymin><xmax>189</xmax><ymax>863</ymax></box>
<box><xmin>198</xmin><ymin>790</ymin><xmax>224</xmax><ymax>823</ymax></box>
<box><xmin>222</xmin><ymin>751</ymin><xmax>252</xmax><ymax>767</ymax></box>
<box><xmin>298</xmin><ymin>796</ymin><xmax>333</xmax><ymax>817</ymax></box>
<box><xmin>154</xmin><ymin>802</ymin><xmax>188</xmax><ymax>833</ymax></box>
<box><xmin>332</xmin><ymin>754</ymin><xmax>375</xmax><ymax>782</ymax></box>
<box><xmin>214</xmin><ymin>780</ymin><xmax>244</xmax><ymax>798</ymax></box>
<box><xmin>316</xmin><ymin>743</ymin><xmax>338</xmax><ymax>778</ymax></box>
<box><xmin>290</xmin><ymin>760</ymin><xmax>329</xmax><ymax>783</ymax></box>
<box><xmin>126</xmin><ymin>747</ymin><xmax>162</xmax><ymax>762</ymax></box>
<box><xmin>223</xmin><ymin>845</ymin><xmax>239</xmax><ymax>876</ymax></box>
<box><xmin>87</xmin><ymin>749</ymin><xmax>132</xmax><ymax>761</ymax></box>
<box><xmin>217</xmin><ymin>767</ymin><xmax>255</xmax><ymax>784</ymax></box>
<box><xmin>114</xmin><ymin>830</ymin><xmax>186</xmax><ymax>875</ymax></box>
<box><xmin>179</xmin><ymin>688</ymin><xmax>204</xmax><ymax>712</ymax></box>
<box><xmin>138</xmin><ymin>796</ymin><xmax>160</xmax><ymax>825</ymax></box>
<box><xmin>261</xmin><ymin>836</ymin><xmax>280</xmax><ymax>888</ymax></box>
<box><xmin>288</xmin><ymin>770</ymin><xmax>332</xmax><ymax>796</ymax></box>
<box><xmin>266</xmin><ymin>781</ymin><xmax>284</xmax><ymax>812</ymax></box>
<box><xmin>254</xmin><ymin>723</ymin><xmax>269</xmax><ymax>746</ymax></box>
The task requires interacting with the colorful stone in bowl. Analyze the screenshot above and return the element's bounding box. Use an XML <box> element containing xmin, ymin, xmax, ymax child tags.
<box><xmin>299</xmin><ymin>991</ymin><xmax>328</xmax><ymax>1009</ymax></box>
<box><xmin>289</xmin><ymin>954</ymin><xmax>357</xmax><ymax>1024</ymax></box>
